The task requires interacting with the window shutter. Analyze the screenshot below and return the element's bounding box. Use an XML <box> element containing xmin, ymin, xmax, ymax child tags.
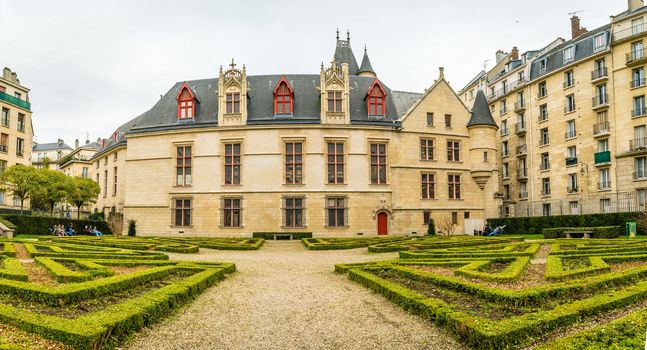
<box><xmin>302</xmin><ymin>197</ymin><xmax>306</xmax><ymax>227</ymax></box>
<box><xmin>239</xmin><ymin>198</ymin><xmax>243</xmax><ymax>227</ymax></box>
<box><xmin>219</xmin><ymin>197</ymin><xmax>224</xmax><ymax>227</ymax></box>
<box><xmin>324</xmin><ymin>197</ymin><xmax>329</xmax><ymax>227</ymax></box>
<box><xmin>281</xmin><ymin>197</ymin><xmax>286</xmax><ymax>227</ymax></box>
<box><xmin>343</xmin><ymin>197</ymin><xmax>349</xmax><ymax>227</ymax></box>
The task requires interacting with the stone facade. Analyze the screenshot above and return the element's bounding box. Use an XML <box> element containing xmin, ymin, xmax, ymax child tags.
<box><xmin>90</xmin><ymin>35</ymin><xmax>499</xmax><ymax>236</ymax></box>
<box><xmin>0</xmin><ymin>67</ymin><xmax>34</xmax><ymax>209</ymax></box>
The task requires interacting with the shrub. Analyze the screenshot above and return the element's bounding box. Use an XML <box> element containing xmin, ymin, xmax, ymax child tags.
<box><xmin>253</xmin><ymin>232</ymin><xmax>312</xmax><ymax>239</ymax></box>
<box><xmin>87</xmin><ymin>212</ymin><xmax>104</xmax><ymax>221</ymax></box>
<box><xmin>2</xmin><ymin>215</ymin><xmax>110</xmax><ymax>236</ymax></box>
<box><xmin>427</xmin><ymin>218</ymin><xmax>436</xmax><ymax>236</ymax></box>
<box><xmin>127</xmin><ymin>219</ymin><xmax>137</xmax><ymax>237</ymax></box>
<box><xmin>542</xmin><ymin>226</ymin><xmax>622</xmax><ymax>239</ymax></box>
<box><xmin>488</xmin><ymin>212</ymin><xmax>643</xmax><ymax>235</ymax></box>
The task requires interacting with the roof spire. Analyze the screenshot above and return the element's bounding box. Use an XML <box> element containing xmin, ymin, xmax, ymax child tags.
<box><xmin>438</xmin><ymin>67</ymin><xmax>445</xmax><ymax>81</ymax></box>
<box><xmin>467</xmin><ymin>89</ymin><xmax>498</xmax><ymax>129</ymax></box>
<box><xmin>336</xmin><ymin>28</ymin><xmax>340</xmax><ymax>40</ymax></box>
<box><xmin>358</xmin><ymin>45</ymin><xmax>376</xmax><ymax>77</ymax></box>
<box><xmin>346</xmin><ymin>29</ymin><xmax>350</xmax><ymax>42</ymax></box>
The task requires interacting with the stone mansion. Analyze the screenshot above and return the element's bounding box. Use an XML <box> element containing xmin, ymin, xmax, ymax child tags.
<box><xmin>90</xmin><ymin>32</ymin><xmax>500</xmax><ymax>236</ymax></box>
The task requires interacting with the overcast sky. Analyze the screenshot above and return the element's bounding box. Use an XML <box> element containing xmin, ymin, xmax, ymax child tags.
<box><xmin>0</xmin><ymin>0</ymin><xmax>628</xmax><ymax>145</ymax></box>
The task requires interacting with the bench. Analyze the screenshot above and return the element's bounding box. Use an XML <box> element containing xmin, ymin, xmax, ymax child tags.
<box><xmin>564</xmin><ymin>230</ymin><xmax>592</xmax><ymax>239</ymax></box>
<box><xmin>274</xmin><ymin>233</ymin><xmax>293</xmax><ymax>240</ymax></box>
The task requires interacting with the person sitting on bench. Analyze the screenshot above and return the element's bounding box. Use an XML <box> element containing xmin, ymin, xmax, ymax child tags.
<box><xmin>65</xmin><ymin>225</ymin><xmax>76</xmax><ymax>236</ymax></box>
<box><xmin>91</xmin><ymin>226</ymin><xmax>103</xmax><ymax>236</ymax></box>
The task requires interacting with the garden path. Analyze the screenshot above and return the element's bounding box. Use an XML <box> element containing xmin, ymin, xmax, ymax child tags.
<box><xmin>124</xmin><ymin>240</ymin><xmax>464</xmax><ymax>350</ymax></box>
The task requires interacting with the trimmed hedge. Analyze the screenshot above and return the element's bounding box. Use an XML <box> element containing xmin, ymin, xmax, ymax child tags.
<box><xmin>253</xmin><ymin>232</ymin><xmax>312</xmax><ymax>239</ymax></box>
<box><xmin>2</xmin><ymin>215</ymin><xmax>110</xmax><ymax>236</ymax></box>
<box><xmin>487</xmin><ymin>212</ymin><xmax>643</xmax><ymax>235</ymax></box>
<box><xmin>543</xmin><ymin>226</ymin><xmax>623</xmax><ymax>239</ymax></box>
<box><xmin>544</xmin><ymin>256</ymin><xmax>610</xmax><ymax>281</ymax></box>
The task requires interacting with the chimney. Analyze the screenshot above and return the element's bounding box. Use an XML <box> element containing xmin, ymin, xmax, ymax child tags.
<box><xmin>511</xmin><ymin>47</ymin><xmax>519</xmax><ymax>61</ymax></box>
<box><xmin>2</xmin><ymin>68</ymin><xmax>10</xmax><ymax>80</ymax></box>
<box><xmin>570</xmin><ymin>16</ymin><xmax>588</xmax><ymax>39</ymax></box>
<box><xmin>495</xmin><ymin>50</ymin><xmax>508</xmax><ymax>64</ymax></box>
<box><xmin>75</xmin><ymin>139</ymin><xmax>79</xmax><ymax>149</ymax></box>
<box><xmin>629</xmin><ymin>0</ymin><xmax>644</xmax><ymax>12</ymax></box>
<box><xmin>57</xmin><ymin>138</ymin><xmax>64</xmax><ymax>146</ymax></box>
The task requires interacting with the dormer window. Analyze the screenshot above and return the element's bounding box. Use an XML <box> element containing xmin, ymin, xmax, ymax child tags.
<box><xmin>176</xmin><ymin>82</ymin><xmax>196</xmax><ymax>120</ymax></box>
<box><xmin>366</xmin><ymin>79</ymin><xmax>387</xmax><ymax>116</ymax></box>
<box><xmin>226</xmin><ymin>93</ymin><xmax>240</xmax><ymax>114</ymax></box>
<box><xmin>273</xmin><ymin>76</ymin><xmax>294</xmax><ymax>115</ymax></box>
<box><xmin>563</xmin><ymin>45</ymin><xmax>575</xmax><ymax>63</ymax></box>
<box><xmin>327</xmin><ymin>91</ymin><xmax>342</xmax><ymax>112</ymax></box>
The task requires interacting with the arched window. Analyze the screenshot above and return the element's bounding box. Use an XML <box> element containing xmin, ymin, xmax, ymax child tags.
<box><xmin>176</xmin><ymin>83</ymin><xmax>196</xmax><ymax>119</ymax></box>
<box><xmin>274</xmin><ymin>76</ymin><xmax>294</xmax><ymax>115</ymax></box>
<box><xmin>367</xmin><ymin>80</ymin><xmax>386</xmax><ymax>116</ymax></box>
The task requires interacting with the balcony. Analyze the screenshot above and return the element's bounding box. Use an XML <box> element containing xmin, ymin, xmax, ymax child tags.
<box><xmin>614</xmin><ymin>24</ymin><xmax>647</xmax><ymax>43</ymax></box>
<box><xmin>501</xmin><ymin>150</ymin><xmax>510</xmax><ymax>158</ymax></box>
<box><xmin>563</xmin><ymin>80</ymin><xmax>575</xmax><ymax>89</ymax></box>
<box><xmin>593</xmin><ymin>121</ymin><xmax>610</xmax><ymax>137</ymax></box>
<box><xmin>567</xmin><ymin>186</ymin><xmax>579</xmax><ymax>194</ymax></box>
<box><xmin>500</xmin><ymin>128</ymin><xmax>509</xmax><ymax>136</ymax></box>
<box><xmin>541</xmin><ymin>188</ymin><xmax>551</xmax><ymax>196</ymax></box>
<box><xmin>516</xmin><ymin>144</ymin><xmax>527</xmax><ymax>156</ymax></box>
<box><xmin>519</xmin><ymin>191</ymin><xmax>528</xmax><ymax>199</ymax></box>
<box><xmin>592</xmin><ymin>94</ymin><xmax>609</xmax><ymax>110</ymax></box>
<box><xmin>0</xmin><ymin>145</ymin><xmax>7</xmax><ymax>153</ymax></box>
<box><xmin>500</xmin><ymin>108</ymin><xmax>508</xmax><ymax>116</ymax></box>
<box><xmin>591</xmin><ymin>68</ymin><xmax>608</xmax><ymax>82</ymax></box>
<box><xmin>540</xmin><ymin>163</ymin><xmax>551</xmax><ymax>171</ymax></box>
<box><xmin>630</xmin><ymin>138</ymin><xmax>647</xmax><ymax>152</ymax></box>
<box><xmin>627</xmin><ymin>49</ymin><xmax>647</xmax><ymax>66</ymax></box>
<box><xmin>564</xmin><ymin>105</ymin><xmax>576</xmax><ymax>114</ymax></box>
<box><xmin>0</xmin><ymin>91</ymin><xmax>31</xmax><ymax>111</ymax></box>
<box><xmin>537</xmin><ymin>91</ymin><xmax>547</xmax><ymax>99</ymax></box>
<box><xmin>632</xmin><ymin>107</ymin><xmax>647</xmax><ymax>118</ymax></box>
<box><xmin>565</xmin><ymin>157</ymin><xmax>578</xmax><ymax>167</ymax></box>
<box><xmin>631</xmin><ymin>78</ymin><xmax>646</xmax><ymax>89</ymax></box>
<box><xmin>517</xmin><ymin>168</ymin><xmax>528</xmax><ymax>180</ymax></box>
<box><xmin>514</xmin><ymin>101</ymin><xmax>526</xmax><ymax>113</ymax></box>
<box><xmin>538</xmin><ymin>114</ymin><xmax>548</xmax><ymax>123</ymax></box>
<box><xmin>565</xmin><ymin>130</ymin><xmax>577</xmax><ymax>140</ymax></box>
<box><xmin>539</xmin><ymin>138</ymin><xmax>549</xmax><ymax>147</ymax></box>
<box><xmin>598</xmin><ymin>181</ymin><xmax>612</xmax><ymax>191</ymax></box>
<box><xmin>634</xmin><ymin>171</ymin><xmax>647</xmax><ymax>180</ymax></box>
<box><xmin>594</xmin><ymin>151</ymin><xmax>611</xmax><ymax>165</ymax></box>
<box><xmin>515</xmin><ymin>122</ymin><xmax>526</xmax><ymax>135</ymax></box>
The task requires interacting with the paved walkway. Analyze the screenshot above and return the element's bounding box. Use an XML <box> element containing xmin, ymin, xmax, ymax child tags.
<box><xmin>124</xmin><ymin>241</ymin><xmax>464</xmax><ymax>350</ymax></box>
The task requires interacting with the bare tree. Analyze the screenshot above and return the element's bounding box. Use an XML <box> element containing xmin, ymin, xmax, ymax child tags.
<box><xmin>437</xmin><ymin>216</ymin><xmax>457</xmax><ymax>237</ymax></box>
<box><xmin>107</xmin><ymin>212</ymin><xmax>124</xmax><ymax>237</ymax></box>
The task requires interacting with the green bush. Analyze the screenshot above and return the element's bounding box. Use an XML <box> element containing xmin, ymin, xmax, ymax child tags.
<box><xmin>488</xmin><ymin>212</ymin><xmax>643</xmax><ymax>235</ymax></box>
<box><xmin>542</xmin><ymin>226</ymin><xmax>622</xmax><ymax>239</ymax></box>
<box><xmin>2</xmin><ymin>215</ymin><xmax>110</xmax><ymax>236</ymax></box>
<box><xmin>87</xmin><ymin>212</ymin><xmax>104</xmax><ymax>221</ymax></box>
<box><xmin>127</xmin><ymin>219</ymin><xmax>137</xmax><ymax>237</ymax></box>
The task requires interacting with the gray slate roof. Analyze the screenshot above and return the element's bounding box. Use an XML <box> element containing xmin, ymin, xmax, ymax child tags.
<box><xmin>333</xmin><ymin>39</ymin><xmax>360</xmax><ymax>75</ymax></box>
<box><xmin>530</xmin><ymin>24</ymin><xmax>611</xmax><ymax>80</ymax></box>
<box><xmin>358</xmin><ymin>48</ymin><xmax>375</xmax><ymax>75</ymax></box>
<box><xmin>33</xmin><ymin>142</ymin><xmax>73</xmax><ymax>152</ymax></box>
<box><xmin>127</xmin><ymin>74</ymin><xmax>419</xmax><ymax>133</ymax></box>
<box><xmin>467</xmin><ymin>90</ymin><xmax>497</xmax><ymax>128</ymax></box>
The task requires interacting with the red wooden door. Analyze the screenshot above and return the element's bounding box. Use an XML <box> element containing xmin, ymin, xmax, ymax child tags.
<box><xmin>377</xmin><ymin>212</ymin><xmax>388</xmax><ymax>235</ymax></box>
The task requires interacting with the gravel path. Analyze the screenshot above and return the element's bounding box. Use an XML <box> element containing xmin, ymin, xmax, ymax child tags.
<box><xmin>124</xmin><ymin>241</ymin><xmax>465</xmax><ymax>350</ymax></box>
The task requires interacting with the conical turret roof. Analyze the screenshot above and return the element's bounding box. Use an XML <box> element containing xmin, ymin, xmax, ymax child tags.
<box><xmin>358</xmin><ymin>47</ymin><xmax>375</xmax><ymax>75</ymax></box>
<box><xmin>467</xmin><ymin>89</ymin><xmax>497</xmax><ymax>128</ymax></box>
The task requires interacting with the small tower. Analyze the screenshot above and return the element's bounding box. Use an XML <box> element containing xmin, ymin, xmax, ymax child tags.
<box><xmin>467</xmin><ymin>89</ymin><xmax>498</xmax><ymax>190</ymax></box>
<box><xmin>358</xmin><ymin>46</ymin><xmax>376</xmax><ymax>78</ymax></box>
<box><xmin>332</xmin><ymin>30</ymin><xmax>360</xmax><ymax>75</ymax></box>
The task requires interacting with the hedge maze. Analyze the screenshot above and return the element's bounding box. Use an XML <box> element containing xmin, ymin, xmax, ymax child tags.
<box><xmin>46</xmin><ymin>236</ymin><xmax>264</xmax><ymax>253</ymax></box>
<box><xmin>302</xmin><ymin>235</ymin><xmax>522</xmax><ymax>252</ymax></box>
<box><xmin>336</xmin><ymin>238</ymin><xmax>647</xmax><ymax>349</ymax></box>
<box><xmin>0</xmin><ymin>239</ymin><xmax>235</xmax><ymax>350</ymax></box>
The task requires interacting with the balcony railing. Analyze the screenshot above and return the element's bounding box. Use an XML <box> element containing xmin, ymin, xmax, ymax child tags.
<box><xmin>519</xmin><ymin>191</ymin><xmax>528</xmax><ymax>199</ymax></box>
<box><xmin>539</xmin><ymin>67</ymin><xmax>547</xmax><ymax>76</ymax></box>
<box><xmin>598</xmin><ymin>181</ymin><xmax>612</xmax><ymax>190</ymax></box>
<box><xmin>517</xmin><ymin>168</ymin><xmax>528</xmax><ymax>180</ymax></box>
<box><xmin>542</xmin><ymin>188</ymin><xmax>551</xmax><ymax>196</ymax></box>
<box><xmin>0</xmin><ymin>145</ymin><xmax>7</xmax><ymax>153</ymax></box>
<box><xmin>567</xmin><ymin>186</ymin><xmax>579</xmax><ymax>194</ymax></box>
<box><xmin>500</xmin><ymin>128</ymin><xmax>509</xmax><ymax>136</ymax></box>
<box><xmin>514</xmin><ymin>101</ymin><xmax>525</xmax><ymax>112</ymax></box>
<box><xmin>591</xmin><ymin>67</ymin><xmax>608</xmax><ymax>81</ymax></box>
<box><xmin>565</xmin><ymin>130</ymin><xmax>577</xmax><ymax>139</ymax></box>
<box><xmin>631</xmin><ymin>78</ymin><xmax>646</xmax><ymax>88</ymax></box>
<box><xmin>501</xmin><ymin>150</ymin><xmax>510</xmax><ymax>157</ymax></box>
<box><xmin>537</xmin><ymin>91</ymin><xmax>547</xmax><ymax>99</ymax></box>
<box><xmin>0</xmin><ymin>91</ymin><xmax>31</xmax><ymax>111</ymax></box>
<box><xmin>592</xmin><ymin>94</ymin><xmax>609</xmax><ymax>109</ymax></box>
<box><xmin>539</xmin><ymin>138</ymin><xmax>549</xmax><ymax>147</ymax></box>
<box><xmin>632</xmin><ymin>107</ymin><xmax>647</xmax><ymax>118</ymax></box>
<box><xmin>538</xmin><ymin>113</ymin><xmax>548</xmax><ymax>122</ymax></box>
<box><xmin>540</xmin><ymin>163</ymin><xmax>551</xmax><ymax>171</ymax></box>
<box><xmin>594</xmin><ymin>151</ymin><xmax>611</xmax><ymax>165</ymax></box>
<box><xmin>566</xmin><ymin>157</ymin><xmax>578</xmax><ymax>166</ymax></box>
<box><xmin>564</xmin><ymin>104</ymin><xmax>576</xmax><ymax>113</ymax></box>
<box><xmin>516</xmin><ymin>144</ymin><xmax>527</xmax><ymax>156</ymax></box>
<box><xmin>593</xmin><ymin>121</ymin><xmax>610</xmax><ymax>136</ymax></box>
<box><xmin>630</xmin><ymin>138</ymin><xmax>647</xmax><ymax>152</ymax></box>
<box><xmin>500</xmin><ymin>108</ymin><xmax>508</xmax><ymax>116</ymax></box>
<box><xmin>613</xmin><ymin>24</ymin><xmax>647</xmax><ymax>42</ymax></box>
<box><xmin>634</xmin><ymin>171</ymin><xmax>647</xmax><ymax>180</ymax></box>
<box><xmin>563</xmin><ymin>80</ymin><xmax>575</xmax><ymax>89</ymax></box>
<box><xmin>515</xmin><ymin>122</ymin><xmax>526</xmax><ymax>134</ymax></box>
<box><xmin>627</xmin><ymin>49</ymin><xmax>646</xmax><ymax>65</ymax></box>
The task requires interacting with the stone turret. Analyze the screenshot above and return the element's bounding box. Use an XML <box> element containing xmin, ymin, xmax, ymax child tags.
<box><xmin>358</xmin><ymin>47</ymin><xmax>376</xmax><ymax>78</ymax></box>
<box><xmin>467</xmin><ymin>89</ymin><xmax>498</xmax><ymax>190</ymax></box>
